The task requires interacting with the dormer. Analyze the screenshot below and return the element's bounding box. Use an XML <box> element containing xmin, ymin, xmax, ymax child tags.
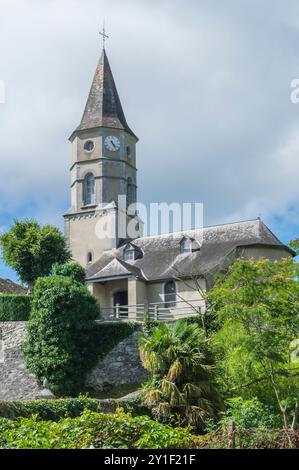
<box><xmin>123</xmin><ymin>243</ymin><xmax>143</xmax><ymax>262</ymax></box>
<box><xmin>180</xmin><ymin>236</ymin><xmax>201</xmax><ymax>254</ymax></box>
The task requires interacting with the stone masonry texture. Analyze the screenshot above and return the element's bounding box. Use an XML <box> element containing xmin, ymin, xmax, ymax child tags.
<box><xmin>0</xmin><ymin>322</ymin><xmax>148</xmax><ymax>400</ymax></box>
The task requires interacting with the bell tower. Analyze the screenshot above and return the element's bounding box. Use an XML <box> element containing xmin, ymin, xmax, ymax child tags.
<box><xmin>64</xmin><ymin>45</ymin><xmax>141</xmax><ymax>267</ymax></box>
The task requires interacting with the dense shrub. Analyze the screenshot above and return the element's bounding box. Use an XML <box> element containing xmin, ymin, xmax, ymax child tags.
<box><xmin>0</xmin><ymin>397</ymin><xmax>100</xmax><ymax>421</ymax></box>
<box><xmin>218</xmin><ymin>397</ymin><xmax>281</xmax><ymax>429</ymax></box>
<box><xmin>23</xmin><ymin>276</ymin><xmax>100</xmax><ymax>396</ymax></box>
<box><xmin>0</xmin><ymin>409</ymin><xmax>199</xmax><ymax>449</ymax></box>
<box><xmin>0</xmin><ymin>294</ymin><xmax>31</xmax><ymax>321</ymax></box>
<box><xmin>51</xmin><ymin>262</ymin><xmax>86</xmax><ymax>285</ymax></box>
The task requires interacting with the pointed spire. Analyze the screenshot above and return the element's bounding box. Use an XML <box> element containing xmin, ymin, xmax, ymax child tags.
<box><xmin>74</xmin><ymin>50</ymin><xmax>137</xmax><ymax>139</ymax></box>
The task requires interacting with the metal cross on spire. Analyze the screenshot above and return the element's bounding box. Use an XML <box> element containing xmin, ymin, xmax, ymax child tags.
<box><xmin>99</xmin><ymin>21</ymin><xmax>109</xmax><ymax>50</ymax></box>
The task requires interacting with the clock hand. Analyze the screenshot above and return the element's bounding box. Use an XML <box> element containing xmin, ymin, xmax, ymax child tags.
<box><xmin>110</xmin><ymin>140</ymin><xmax>116</xmax><ymax>148</ymax></box>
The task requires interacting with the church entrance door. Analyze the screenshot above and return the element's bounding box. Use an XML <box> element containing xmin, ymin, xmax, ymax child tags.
<box><xmin>113</xmin><ymin>291</ymin><xmax>128</xmax><ymax>317</ymax></box>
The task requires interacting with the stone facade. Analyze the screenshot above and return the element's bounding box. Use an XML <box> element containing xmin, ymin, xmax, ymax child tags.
<box><xmin>0</xmin><ymin>322</ymin><xmax>148</xmax><ymax>401</ymax></box>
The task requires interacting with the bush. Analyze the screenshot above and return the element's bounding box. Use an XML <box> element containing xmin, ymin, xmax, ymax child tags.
<box><xmin>23</xmin><ymin>275</ymin><xmax>100</xmax><ymax>396</ymax></box>
<box><xmin>0</xmin><ymin>294</ymin><xmax>32</xmax><ymax>321</ymax></box>
<box><xmin>51</xmin><ymin>262</ymin><xmax>86</xmax><ymax>285</ymax></box>
<box><xmin>0</xmin><ymin>409</ymin><xmax>199</xmax><ymax>449</ymax></box>
<box><xmin>0</xmin><ymin>396</ymin><xmax>100</xmax><ymax>421</ymax></box>
<box><xmin>218</xmin><ymin>397</ymin><xmax>281</xmax><ymax>429</ymax></box>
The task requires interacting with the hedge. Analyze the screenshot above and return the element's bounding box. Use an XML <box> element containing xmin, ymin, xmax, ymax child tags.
<box><xmin>0</xmin><ymin>397</ymin><xmax>101</xmax><ymax>421</ymax></box>
<box><xmin>0</xmin><ymin>409</ymin><xmax>199</xmax><ymax>449</ymax></box>
<box><xmin>0</xmin><ymin>294</ymin><xmax>32</xmax><ymax>321</ymax></box>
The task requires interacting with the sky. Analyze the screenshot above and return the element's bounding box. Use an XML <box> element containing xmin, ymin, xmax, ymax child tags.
<box><xmin>0</xmin><ymin>0</ymin><xmax>299</xmax><ymax>281</ymax></box>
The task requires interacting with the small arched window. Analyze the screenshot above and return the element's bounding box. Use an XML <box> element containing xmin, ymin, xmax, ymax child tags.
<box><xmin>180</xmin><ymin>237</ymin><xmax>193</xmax><ymax>254</ymax></box>
<box><xmin>87</xmin><ymin>252</ymin><xmax>93</xmax><ymax>264</ymax></box>
<box><xmin>127</xmin><ymin>177</ymin><xmax>135</xmax><ymax>208</ymax></box>
<box><xmin>83</xmin><ymin>173</ymin><xmax>95</xmax><ymax>206</ymax></box>
<box><xmin>164</xmin><ymin>281</ymin><xmax>176</xmax><ymax>308</ymax></box>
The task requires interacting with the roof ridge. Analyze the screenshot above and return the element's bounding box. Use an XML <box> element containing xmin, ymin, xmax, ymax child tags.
<box><xmin>135</xmin><ymin>218</ymin><xmax>261</xmax><ymax>241</ymax></box>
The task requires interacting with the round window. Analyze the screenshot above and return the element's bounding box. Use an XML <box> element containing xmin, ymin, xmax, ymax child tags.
<box><xmin>84</xmin><ymin>140</ymin><xmax>95</xmax><ymax>152</ymax></box>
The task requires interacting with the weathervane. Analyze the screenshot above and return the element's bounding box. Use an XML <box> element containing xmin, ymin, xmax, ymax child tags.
<box><xmin>99</xmin><ymin>20</ymin><xmax>109</xmax><ymax>50</ymax></box>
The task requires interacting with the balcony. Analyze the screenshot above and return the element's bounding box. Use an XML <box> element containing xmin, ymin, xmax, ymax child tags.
<box><xmin>98</xmin><ymin>298</ymin><xmax>205</xmax><ymax>323</ymax></box>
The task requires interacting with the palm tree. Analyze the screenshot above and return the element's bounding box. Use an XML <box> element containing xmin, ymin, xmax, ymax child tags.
<box><xmin>139</xmin><ymin>320</ymin><xmax>223</xmax><ymax>428</ymax></box>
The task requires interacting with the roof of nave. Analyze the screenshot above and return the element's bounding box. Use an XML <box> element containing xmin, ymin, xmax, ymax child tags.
<box><xmin>86</xmin><ymin>218</ymin><xmax>294</xmax><ymax>283</ymax></box>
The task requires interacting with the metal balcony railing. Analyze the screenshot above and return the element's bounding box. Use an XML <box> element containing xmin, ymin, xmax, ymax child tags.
<box><xmin>98</xmin><ymin>299</ymin><xmax>205</xmax><ymax>323</ymax></box>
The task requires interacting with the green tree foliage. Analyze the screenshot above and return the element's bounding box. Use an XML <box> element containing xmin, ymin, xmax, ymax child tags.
<box><xmin>0</xmin><ymin>220</ymin><xmax>70</xmax><ymax>288</ymax></box>
<box><xmin>51</xmin><ymin>262</ymin><xmax>86</xmax><ymax>285</ymax></box>
<box><xmin>139</xmin><ymin>320</ymin><xmax>223</xmax><ymax>428</ymax></box>
<box><xmin>209</xmin><ymin>258</ymin><xmax>299</xmax><ymax>430</ymax></box>
<box><xmin>218</xmin><ymin>397</ymin><xmax>280</xmax><ymax>429</ymax></box>
<box><xmin>23</xmin><ymin>275</ymin><xmax>100</xmax><ymax>396</ymax></box>
<box><xmin>289</xmin><ymin>238</ymin><xmax>299</xmax><ymax>256</ymax></box>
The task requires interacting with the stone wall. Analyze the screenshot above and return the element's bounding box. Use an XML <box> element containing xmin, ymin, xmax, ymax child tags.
<box><xmin>0</xmin><ymin>322</ymin><xmax>42</xmax><ymax>401</ymax></box>
<box><xmin>86</xmin><ymin>330</ymin><xmax>149</xmax><ymax>392</ymax></box>
<box><xmin>0</xmin><ymin>322</ymin><xmax>148</xmax><ymax>401</ymax></box>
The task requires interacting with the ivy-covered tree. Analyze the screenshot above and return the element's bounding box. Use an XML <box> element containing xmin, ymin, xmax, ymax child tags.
<box><xmin>51</xmin><ymin>262</ymin><xmax>86</xmax><ymax>285</ymax></box>
<box><xmin>23</xmin><ymin>275</ymin><xmax>100</xmax><ymax>396</ymax></box>
<box><xmin>0</xmin><ymin>219</ymin><xmax>70</xmax><ymax>289</ymax></box>
<box><xmin>209</xmin><ymin>258</ymin><xmax>299</xmax><ymax>430</ymax></box>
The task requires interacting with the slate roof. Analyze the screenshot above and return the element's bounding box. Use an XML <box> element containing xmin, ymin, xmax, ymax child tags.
<box><xmin>72</xmin><ymin>49</ymin><xmax>137</xmax><ymax>140</ymax></box>
<box><xmin>86</xmin><ymin>219</ymin><xmax>293</xmax><ymax>283</ymax></box>
<box><xmin>0</xmin><ymin>279</ymin><xmax>27</xmax><ymax>294</ymax></box>
<box><xmin>88</xmin><ymin>257</ymin><xmax>145</xmax><ymax>281</ymax></box>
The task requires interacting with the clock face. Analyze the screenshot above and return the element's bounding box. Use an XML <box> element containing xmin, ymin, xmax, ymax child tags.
<box><xmin>105</xmin><ymin>136</ymin><xmax>121</xmax><ymax>152</ymax></box>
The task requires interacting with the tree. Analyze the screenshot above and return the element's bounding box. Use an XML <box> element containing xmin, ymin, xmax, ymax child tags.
<box><xmin>289</xmin><ymin>238</ymin><xmax>299</xmax><ymax>256</ymax></box>
<box><xmin>51</xmin><ymin>262</ymin><xmax>86</xmax><ymax>285</ymax></box>
<box><xmin>139</xmin><ymin>320</ymin><xmax>223</xmax><ymax>428</ymax></box>
<box><xmin>0</xmin><ymin>219</ymin><xmax>70</xmax><ymax>289</ymax></box>
<box><xmin>23</xmin><ymin>275</ymin><xmax>100</xmax><ymax>396</ymax></box>
<box><xmin>208</xmin><ymin>258</ymin><xmax>299</xmax><ymax>431</ymax></box>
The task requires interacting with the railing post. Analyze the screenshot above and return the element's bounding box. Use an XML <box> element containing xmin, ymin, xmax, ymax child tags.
<box><xmin>144</xmin><ymin>299</ymin><xmax>149</xmax><ymax>321</ymax></box>
<box><xmin>154</xmin><ymin>304</ymin><xmax>159</xmax><ymax>321</ymax></box>
<box><xmin>116</xmin><ymin>304</ymin><xmax>120</xmax><ymax>320</ymax></box>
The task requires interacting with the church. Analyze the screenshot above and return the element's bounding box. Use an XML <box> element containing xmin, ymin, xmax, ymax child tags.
<box><xmin>63</xmin><ymin>43</ymin><xmax>294</xmax><ymax>322</ymax></box>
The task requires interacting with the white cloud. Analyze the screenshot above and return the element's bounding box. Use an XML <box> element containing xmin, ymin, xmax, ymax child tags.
<box><xmin>0</xmin><ymin>0</ymin><xmax>298</xmax><ymax>237</ymax></box>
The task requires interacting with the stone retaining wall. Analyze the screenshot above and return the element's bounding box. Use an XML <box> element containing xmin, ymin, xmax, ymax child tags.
<box><xmin>0</xmin><ymin>322</ymin><xmax>148</xmax><ymax>401</ymax></box>
<box><xmin>86</xmin><ymin>330</ymin><xmax>148</xmax><ymax>392</ymax></box>
<box><xmin>0</xmin><ymin>322</ymin><xmax>42</xmax><ymax>401</ymax></box>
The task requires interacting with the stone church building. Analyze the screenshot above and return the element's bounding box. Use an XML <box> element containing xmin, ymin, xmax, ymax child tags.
<box><xmin>64</xmin><ymin>46</ymin><xmax>294</xmax><ymax>321</ymax></box>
